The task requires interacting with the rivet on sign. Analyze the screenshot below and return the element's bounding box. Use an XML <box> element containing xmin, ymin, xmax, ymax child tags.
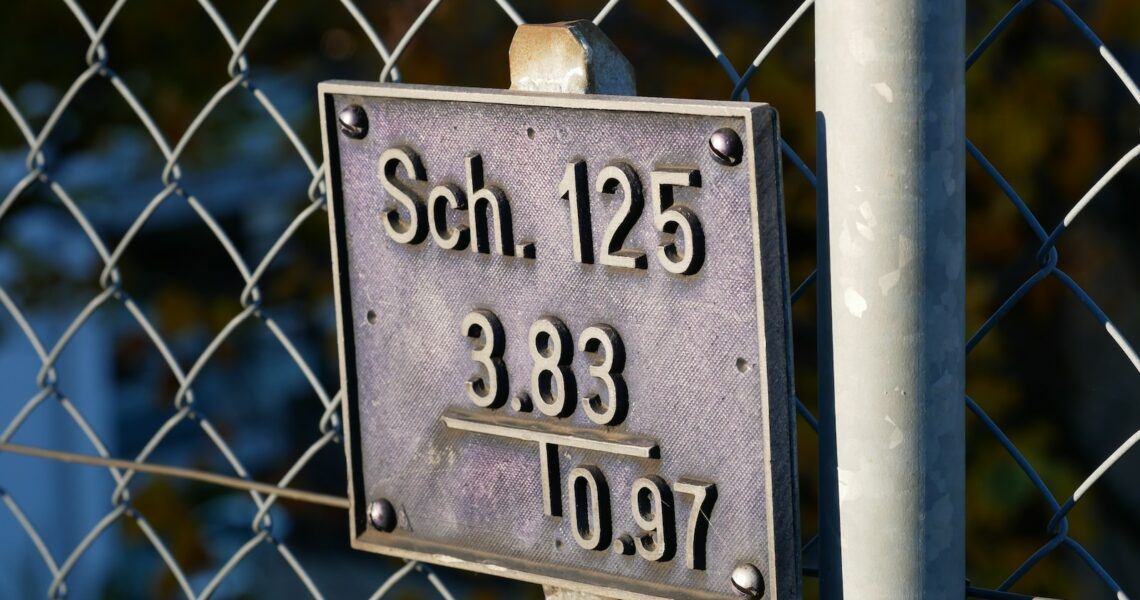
<box><xmin>709</xmin><ymin>127</ymin><xmax>744</xmax><ymax>166</ymax></box>
<box><xmin>367</xmin><ymin>498</ymin><xmax>396</xmax><ymax>532</ymax></box>
<box><xmin>338</xmin><ymin>105</ymin><xmax>368</xmax><ymax>139</ymax></box>
<box><xmin>730</xmin><ymin>563</ymin><xmax>765</xmax><ymax>599</ymax></box>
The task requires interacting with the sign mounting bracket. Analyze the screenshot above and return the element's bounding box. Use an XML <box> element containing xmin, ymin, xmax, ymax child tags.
<box><xmin>510</xmin><ymin>19</ymin><xmax>636</xmax><ymax>600</ymax></box>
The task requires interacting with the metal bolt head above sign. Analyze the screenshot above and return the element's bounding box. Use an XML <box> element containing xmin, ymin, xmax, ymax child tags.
<box><xmin>320</xmin><ymin>81</ymin><xmax>798</xmax><ymax>600</ymax></box>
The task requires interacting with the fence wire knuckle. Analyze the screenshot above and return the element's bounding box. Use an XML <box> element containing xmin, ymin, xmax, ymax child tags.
<box><xmin>0</xmin><ymin>0</ymin><xmax>1135</xmax><ymax>598</ymax></box>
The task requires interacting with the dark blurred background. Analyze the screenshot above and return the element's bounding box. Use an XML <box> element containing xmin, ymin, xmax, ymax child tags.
<box><xmin>0</xmin><ymin>1</ymin><xmax>1137</xmax><ymax>598</ymax></box>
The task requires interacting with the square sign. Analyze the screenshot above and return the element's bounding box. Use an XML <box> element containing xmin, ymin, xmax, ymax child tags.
<box><xmin>320</xmin><ymin>81</ymin><xmax>798</xmax><ymax>600</ymax></box>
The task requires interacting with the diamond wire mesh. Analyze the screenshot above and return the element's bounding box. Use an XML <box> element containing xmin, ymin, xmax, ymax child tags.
<box><xmin>959</xmin><ymin>2</ymin><xmax>1140</xmax><ymax>598</ymax></box>
<box><xmin>0</xmin><ymin>0</ymin><xmax>1135</xmax><ymax>599</ymax></box>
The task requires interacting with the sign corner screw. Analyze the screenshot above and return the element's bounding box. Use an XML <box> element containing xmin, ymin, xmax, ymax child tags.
<box><xmin>367</xmin><ymin>498</ymin><xmax>396</xmax><ymax>532</ymax></box>
<box><xmin>730</xmin><ymin>562</ymin><xmax>764</xmax><ymax>599</ymax></box>
<box><xmin>709</xmin><ymin>127</ymin><xmax>743</xmax><ymax>166</ymax></box>
<box><xmin>339</xmin><ymin>105</ymin><xmax>368</xmax><ymax>139</ymax></box>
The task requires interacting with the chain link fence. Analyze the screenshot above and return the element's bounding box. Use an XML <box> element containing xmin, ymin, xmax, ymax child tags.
<box><xmin>0</xmin><ymin>0</ymin><xmax>1136</xmax><ymax>598</ymax></box>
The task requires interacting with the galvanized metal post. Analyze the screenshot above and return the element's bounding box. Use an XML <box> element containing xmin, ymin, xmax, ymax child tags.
<box><xmin>815</xmin><ymin>0</ymin><xmax>965</xmax><ymax>598</ymax></box>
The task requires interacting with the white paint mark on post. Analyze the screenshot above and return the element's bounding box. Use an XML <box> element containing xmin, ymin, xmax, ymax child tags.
<box><xmin>873</xmin><ymin>82</ymin><xmax>894</xmax><ymax>103</ymax></box>
<box><xmin>844</xmin><ymin>288</ymin><xmax>868</xmax><ymax>318</ymax></box>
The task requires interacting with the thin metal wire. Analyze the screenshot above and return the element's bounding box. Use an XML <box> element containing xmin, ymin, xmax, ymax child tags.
<box><xmin>0</xmin><ymin>442</ymin><xmax>349</xmax><ymax>509</ymax></box>
<box><xmin>0</xmin><ymin>0</ymin><xmax>1135</xmax><ymax>598</ymax></box>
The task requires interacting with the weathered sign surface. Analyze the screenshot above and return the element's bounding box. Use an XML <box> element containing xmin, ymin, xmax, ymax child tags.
<box><xmin>320</xmin><ymin>81</ymin><xmax>798</xmax><ymax>599</ymax></box>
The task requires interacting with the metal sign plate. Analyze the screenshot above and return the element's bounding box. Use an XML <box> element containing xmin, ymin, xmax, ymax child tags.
<box><xmin>320</xmin><ymin>81</ymin><xmax>797</xmax><ymax>600</ymax></box>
